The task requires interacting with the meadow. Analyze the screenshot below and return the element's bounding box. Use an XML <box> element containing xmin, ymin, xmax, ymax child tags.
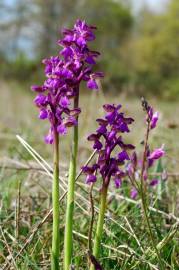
<box><xmin>0</xmin><ymin>80</ymin><xmax>179</xmax><ymax>269</ymax></box>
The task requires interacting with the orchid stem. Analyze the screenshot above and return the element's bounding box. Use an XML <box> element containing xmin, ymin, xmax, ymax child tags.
<box><xmin>140</xmin><ymin>120</ymin><xmax>164</xmax><ymax>270</ymax></box>
<box><xmin>90</xmin><ymin>186</ymin><xmax>108</xmax><ymax>270</ymax></box>
<box><xmin>88</xmin><ymin>184</ymin><xmax>95</xmax><ymax>254</ymax></box>
<box><xmin>51</xmin><ymin>129</ymin><xmax>60</xmax><ymax>270</ymax></box>
<box><xmin>64</xmin><ymin>92</ymin><xmax>79</xmax><ymax>270</ymax></box>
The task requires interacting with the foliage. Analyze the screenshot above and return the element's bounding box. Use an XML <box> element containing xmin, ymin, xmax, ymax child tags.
<box><xmin>130</xmin><ymin>0</ymin><xmax>179</xmax><ymax>97</ymax></box>
<box><xmin>1</xmin><ymin>0</ymin><xmax>179</xmax><ymax>97</ymax></box>
<box><xmin>0</xmin><ymin>0</ymin><xmax>133</xmax><ymax>89</ymax></box>
<box><xmin>0</xmin><ymin>53</ymin><xmax>39</xmax><ymax>82</ymax></box>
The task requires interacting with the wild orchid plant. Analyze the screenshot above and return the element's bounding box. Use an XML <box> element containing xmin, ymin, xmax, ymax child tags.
<box><xmin>127</xmin><ymin>100</ymin><xmax>165</xmax><ymax>200</ymax></box>
<box><xmin>126</xmin><ymin>98</ymin><xmax>165</xmax><ymax>269</ymax></box>
<box><xmin>31</xmin><ymin>19</ymin><xmax>103</xmax><ymax>270</ymax></box>
<box><xmin>83</xmin><ymin>100</ymin><xmax>165</xmax><ymax>270</ymax></box>
<box><xmin>82</xmin><ymin>104</ymin><xmax>135</xmax><ymax>270</ymax></box>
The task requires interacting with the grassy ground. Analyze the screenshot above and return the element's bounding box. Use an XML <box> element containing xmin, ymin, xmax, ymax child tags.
<box><xmin>0</xmin><ymin>80</ymin><xmax>179</xmax><ymax>269</ymax></box>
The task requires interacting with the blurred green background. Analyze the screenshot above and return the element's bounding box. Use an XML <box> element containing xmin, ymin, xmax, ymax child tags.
<box><xmin>1</xmin><ymin>0</ymin><xmax>179</xmax><ymax>99</ymax></box>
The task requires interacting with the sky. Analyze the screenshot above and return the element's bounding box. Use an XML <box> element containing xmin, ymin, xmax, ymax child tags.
<box><xmin>5</xmin><ymin>0</ymin><xmax>169</xmax><ymax>10</ymax></box>
<box><xmin>132</xmin><ymin>0</ymin><xmax>169</xmax><ymax>12</ymax></box>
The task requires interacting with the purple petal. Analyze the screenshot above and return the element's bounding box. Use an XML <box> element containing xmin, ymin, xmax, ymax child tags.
<box><xmin>114</xmin><ymin>178</ymin><xmax>121</xmax><ymax>188</ymax></box>
<box><xmin>85</xmin><ymin>56</ymin><xmax>96</xmax><ymax>65</ymax></box>
<box><xmin>118</xmin><ymin>150</ymin><xmax>130</xmax><ymax>163</ymax></box>
<box><xmin>86</xmin><ymin>174</ymin><xmax>97</xmax><ymax>184</ymax></box>
<box><xmin>87</xmin><ymin>79</ymin><xmax>98</xmax><ymax>90</ymax></box>
<box><xmin>96</xmin><ymin>118</ymin><xmax>108</xmax><ymax>126</ymax></box>
<box><xmin>108</xmin><ymin>130</ymin><xmax>116</xmax><ymax>140</ymax></box>
<box><xmin>60</xmin><ymin>96</ymin><xmax>70</xmax><ymax>108</ymax></box>
<box><xmin>126</xmin><ymin>163</ymin><xmax>134</xmax><ymax>176</ymax></box>
<box><xmin>69</xmin><ymin>108</ymin><xmax>81</xmax><ymax>117</ymax></box>
<box><xmin>77</xmin><ymin>36</ymin><xmax>86</xmax><ymax>46</ymax></box>
<box><xmin>93</xmin><ymin>140</ymin><xmax>103</xmax><ymax>150</ymax></box>
<box><xmin>39</xmin><ymin>109</ymin><xmax>48</xmax><ymax>120</ymax></box>
<box><xmin>131</xmin><ymin>152</ymin><xmax>137</xmax><ymax>168</ymax></box>
<box><xmin>92</xmin><ymin>72</ymin><xmax>104</xmax><ymax>78</ymax></box>
<box><xmin>87</xmin><ymin>134</ymin><xmax>99</xmax><ymax>141</ymax></box>
<box><xmin>130</xmin><ymin>188</ymin><xmax>138</xmax><ymax>199</ymax></box>
<box><xmin>34</xmin><ymin>94</ymin><xmax>47</xmax><ymax>106</ymax></box>
<box><xmin>143</xmin><ymin>170</ymin><xmax>148</xmax><ymax>181</ymax></box>
<box><xmin>96</xmin><ymin>125</ymin><xmax>107</xmax><ymax>135</ymax></box>
<box><xmin>148</xmin><ymin>107</ymin><xmax>153</xmax><ymax>120</ymax></box>
<box><xmin>103</xmin><ymin>104</ymin><xmax>116</xmax><ymax>112</ymax></box>
<box><xmin>65</xmin><ymin>116</ymin><xmax>77</xmax><ymax>127</ymax></box>
<box><xmin>45</xmin><ymin>132</ymin><xmax>54</xmax><ymax>144</ymax></box>
<box><xmin>151</xmin><ymin>112</ymin><xmax>159</xmax><ymax>129</ymax></box>
<box><xmin>150</xmin><ymin>179</ymin><xmax>159</xmax><ymax>186</ymax></box>
<box><xmin>148</xmin><ymin>148</ymin><xmax>165</xmax><ymax>160</ymax></box>
<box><xmin>57</xmin><ymin>123</ymin><xmax>67</xmax><ymax>135</ymax></box>
<box><xmin>31</xmin><ymin>85</ymin><xmax>45</xmax><ymax>92</ymax></box>
<box><xmin>82</xmin><ymin>166</ymin><xmax>95</xmax><ymax>174</ymax></box>
<box><xmin>119</xmin><ymin>122</ymin><xmax>129</xmax><ymax>133</ymax></box>
<box><xmin>60</xmin><ymin>47</ymin><xmax>73</xmax><ymax>59</ymax></box>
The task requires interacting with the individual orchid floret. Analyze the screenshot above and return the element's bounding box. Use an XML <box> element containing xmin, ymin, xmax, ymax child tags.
<box><xmin>141</xmin><ymin>97</ymin><xmax>159</xmax><ymax>130</ymax></box>
<box><xmin>150</xmin><ymin>111</ymin><xmax>159</xmax><ymax>129</ymax></box>
<box><xmin>31</xmin><ymin>19</ymin><xmax>103</xmax><ymax>143</ymax></box>
<box><xmin>148</xmin><ymin>147</ymin><xmax>165</xmax><ymax>161</ymax></box>
<box><xmin>130</xmin><ymin>187</ymin><xmax>138</xmax><ymax>199</ymax></box>
<box><xmin>147</xmin><ymin>107</ymin><xmax>159</xmax><ymax>129</ymax></box>
<box><xmin>150</xmin><ymin>179</ymin><xmax>159</xmax><ymax>186</ymax></box>
<box><xmin>82</xmin><ymin>104</ymin><xmax>135</xmax><ymax>188</ymax></box>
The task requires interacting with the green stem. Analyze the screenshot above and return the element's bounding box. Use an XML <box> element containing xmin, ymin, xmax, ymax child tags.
<box><xmin>64</xmin><ymin>93</ymin><xmax>79</xmax><ymax>270</ymax></box>
<box><xmin>90</xmin><ymin>186</ymin><xmax>108</xmax><ymax>270</ymax></box>
<box><xmin>51</xmin><ymin>129</ymin><xmax>60</xmax><ymax>270</ymax></box>
<box><xmin>88</xmin><ymin>184</ymin><xmax>94</xmax><ymax>254</ymax></box>
<box><xmin>140</xmin><ymin>120</ymin><xmax>164</xmax><ymax>270</ymax></box>
<box><xmin>140</xmin><ymin>191</ymin><xmax>164</xmax><ymax>269</ymax></box>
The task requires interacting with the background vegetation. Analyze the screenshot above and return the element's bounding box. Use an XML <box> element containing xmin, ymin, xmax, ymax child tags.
<box><xmin>1</xmin><ymin>0</ymin><xmax>179</xmax><ymax>98</ymax></box>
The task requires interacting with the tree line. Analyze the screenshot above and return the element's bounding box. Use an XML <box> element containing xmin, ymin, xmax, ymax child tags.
<box><xmin>0</xmin><ymin>0</ymin><xmax>178</xmax><ymax>98</ymax></box>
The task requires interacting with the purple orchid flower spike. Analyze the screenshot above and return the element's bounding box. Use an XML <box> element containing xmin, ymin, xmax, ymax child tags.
<box><xmin>31</xmin><ymin>19</ymin><xmax>103</xmax><ymax>143</ymax></box>
<box><xmin>82</xmin><ymin>104</ymin><xmax>135</xmax><ymax>188</ymax></box>
<box><xmin>126</xmin><ymin>99</ymin><xmax>166</xmax><ymax>200</ymax></box>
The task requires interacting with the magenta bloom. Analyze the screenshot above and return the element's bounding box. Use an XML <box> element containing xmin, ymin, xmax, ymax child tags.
<box><xmin>31</xmin><ymin>19</ymin><xmax>103</xmax><ymax>143</ymax></box>
<box><xmin>114</xmin><ymin>178</ymin><xmax>122</xmax><ymax>188</ymax></box>
<box><xmin>147</xmin><ymin>106</ymin><xmax>159</xmax><ymax>130</ymax></box>
<box><xmin>151</xmin><ymin>111</ymin><xmax>159</xmax><ymax>129</ymax></box>
<box><xmin>150</xmin><ymin>179</ymin><xmax>159</xmax><ymax>186</ymax></box>
<box><xmin>148</xmin><ymin>147</ymin><xmax>165</xmax><ymax>161</ymax></box>
<box><xmin>82</xmin><ymin>104</ymin><xmax>135</xmax><ymax>188</ymax></box>
<box><xmin>130</xmin><ymin>187</ymin><xmax>138</xmax><ymax>199</ymax></box>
